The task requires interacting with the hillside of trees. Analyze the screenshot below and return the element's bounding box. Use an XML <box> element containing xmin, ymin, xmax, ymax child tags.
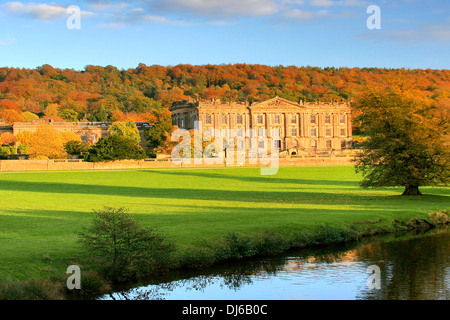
<box><xmin>0</xmin><ymin>64</ymin><xmax>448</xmax><ymax>127</ymax></box>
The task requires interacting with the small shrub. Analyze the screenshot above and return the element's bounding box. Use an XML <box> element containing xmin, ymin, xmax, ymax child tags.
<box><xmin>218</xmin><ymin>232</ymin><xmax>258</xmax><ymax>260</ymax></box>
<box><xmin>289</xmin><ymin>230</ymin><xmax>315</xmax><ymax>248</ymax></box>
<box><xmin>252</xmin><ymin>231</ymin><xmax>290</xmax><ymax>256</ymax></box>
<box><xmin>312</xmin><ymin>224</ymin><xmax>347</xmax><ymax>244</ymax></box>
<box><xmin>77</xmin><ymin>206</ymin><xmax>175</xmax><ymax>282</ymax></box>
<box><xmin>179</xmin><ymin>246</ymin><xmax>217</xmax><ymax>269</ymax></box>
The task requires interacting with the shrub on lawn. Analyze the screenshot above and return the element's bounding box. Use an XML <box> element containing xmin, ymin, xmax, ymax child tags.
<box><xmin>77</xmin><ymin>206</ymin><xmax>175</xmax><ymax>282</ymax></box>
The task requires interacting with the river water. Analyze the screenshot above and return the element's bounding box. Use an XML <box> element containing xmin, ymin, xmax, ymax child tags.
<box><xmin>100</xmin><ymin>227</ymin><xmax>449</xmax><ymax>300</ymax></box>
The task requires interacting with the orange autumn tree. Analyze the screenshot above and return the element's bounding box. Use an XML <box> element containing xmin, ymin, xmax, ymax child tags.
<box><xmin>16</xmin><ymin>124</ymin><xmax>80</xmax><ymax>159</ymax></box>
<box><xmin>0</xmin><ymin>132</ymin><xmax>15</xmax><ymax>146</ymax></box>
<box><xmin>0</xmin><ymin>109</ymin><xmax>25</xmax><ymax>124</ymax></box>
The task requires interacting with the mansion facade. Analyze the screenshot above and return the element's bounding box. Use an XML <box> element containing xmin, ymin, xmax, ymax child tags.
<box><xmin>169</xmin><ymin>96</ymin><xmax>353</xmax><ymax>154</ymax></box>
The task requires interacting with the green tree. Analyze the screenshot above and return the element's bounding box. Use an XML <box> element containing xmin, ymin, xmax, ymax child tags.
<box><xmin>86</xmin><ymin>135</ymin><xmax>146</xmax><ymax>162</ymax></box>
<box><xmin>77</xmin><ymin>207</ymin><xmax>174</xmax><ymax>281</ymax></box>
<box><xmin>145</xmin><ymin>111</ymin><xmax>174</xmax><ymax>154</ymax></box>
<box><xmin>59</xmin><ymin>109</ymin><xmax>79</xmax><ymax>122</ymax></box>
<box><xmin>108</xmin><ymin>119</ymin><xmax>141</xmax><ymax>143</ymax></box>
<box><xmin>64</xmin><ymin>140</ymin><xmax>89</xmax><ymax>156</ymax></box>
<box><xmin>354</xmin><ymin>74</ymin><xmax>449</xmax><ymax>195</ymax></box>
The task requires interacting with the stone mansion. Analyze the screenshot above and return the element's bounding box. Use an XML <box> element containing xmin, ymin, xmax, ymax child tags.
<box><xmin>169</xmin><ymin>96</ymin><xmax>353</xmax><ymax>155</ymax></box>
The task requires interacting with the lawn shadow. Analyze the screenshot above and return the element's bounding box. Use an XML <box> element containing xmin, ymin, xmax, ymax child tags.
<box><xmin>0</xmin><ymin>179</ymin><xmax>400</xmax><ymax>206</ymax></box>
<box><xmin>144</xmin><ymin>168</ymin><xmax>360</xmax><ymax>187</ymax></box>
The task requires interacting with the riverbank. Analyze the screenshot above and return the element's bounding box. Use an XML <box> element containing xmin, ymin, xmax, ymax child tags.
<box><xmin>0</xmin><ymin>166</ymin><xmax>448</xmax><ymax>299</ymax></box>
<box><xmin>1</xmin><ymin>211</ymin><xmax>449</xmax><ymax>300</ymax></box>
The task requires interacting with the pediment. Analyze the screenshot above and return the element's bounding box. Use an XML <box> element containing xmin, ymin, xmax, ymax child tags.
<box><xmin>249</xmin><ymin>96</ymin><xmax>305</xmax><ymax>110</ymax></box>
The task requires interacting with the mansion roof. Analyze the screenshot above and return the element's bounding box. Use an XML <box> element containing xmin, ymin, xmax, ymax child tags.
<box><xmin>170</xmin><ymin>96</ymin><xmax>350</xmax><ymax>113</ymax></box>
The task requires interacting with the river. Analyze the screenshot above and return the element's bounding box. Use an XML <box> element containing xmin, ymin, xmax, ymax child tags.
<box><xmin>100</xmin><ymin>227</ymin><xmax>449</xmax><ymax>300</ymax></box>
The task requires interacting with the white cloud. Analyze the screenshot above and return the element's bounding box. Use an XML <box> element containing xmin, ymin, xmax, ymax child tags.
<box><xmin>97</xmin><ymin>6</ymin><xmax>196</xmax><ymax>28</ymax></box>
<box><xmin>87</xmin><ymin>3</ymin><xmax>130</xmax><ymax>12</ymax></box>
<box><xmin>2</xmin><ymin>2</ymin><xmax>95</xmax><ymax>21</ymax></box>
<box><xmin>354</xmin><ymin>23</ymin><xmax>450</xmax><ymax>44</ymax></box>
<box><xmin>147</xmin><ymin>0</ymin><xmax>280</xmax><ymax>18</ymax></box>
<box><xmin>310</xmin><ymin>0</ymin><xmax>367</xmax><ymax>7</ymax></box>
<box><xmin>284</xmin><ymin>8</ymin><xmax>329</xmax><ymax>20</ymax></box>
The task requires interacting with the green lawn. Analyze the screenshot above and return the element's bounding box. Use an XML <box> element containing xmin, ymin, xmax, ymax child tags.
<box><xmin>0</xmin><ymin>166</ymin><xmax>448</xmax><ymax>281</ymax></box>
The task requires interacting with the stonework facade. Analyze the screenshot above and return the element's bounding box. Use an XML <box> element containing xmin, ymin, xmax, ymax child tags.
<box><xmin>169</xmin><ymin>96</ymin><xmax>352</xmax><ymax>154</ymax></box>
<box><xmin>0</xmin><ymin>119</ymin><xmax>151</xmax><ymax>146</ymax></box>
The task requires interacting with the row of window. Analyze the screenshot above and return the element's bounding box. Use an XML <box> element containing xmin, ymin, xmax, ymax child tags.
<box><xmin>204</xmin><ymin>114</ymin><xmax>347</xmax><ymax>125</ymax></box>
<box><xmin>222</xmin><ymin>139</ymin><xmax>345</xmax><ymax>150</ymax></box>
<box><xmin>205</xmin><ymin>128</ymin><xmax>347</xmax><ymax>137</ymax></box>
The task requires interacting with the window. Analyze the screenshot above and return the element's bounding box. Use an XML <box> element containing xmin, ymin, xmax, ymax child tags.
<box><xmin>311</xmin><ymin>115</ymin><xmax>316</xmax><ymax>124</ymax></box>
<box><xmin>180</xmin><ymin>119</ymin><xmax>184</xmax><ymax>128</ymax></box>
<box><xmin>236</xmin><ymin>114</ymin><xmax>243</xmax><ymax>124</ymax></box>
<box><xmin>236</xmin><ymin>129</ymin><xmax>244</xmax><ymax>137</ymax></box>
<box><xmin>258</xmin><ymin>140</ymin><xmax>265</xmax><ymax>149</ymax></box>
<box><xmin>291</xmin><ymin>115</ymin><xmax>296</xmax><ymax>124</ymax></box>
<box><xmin>325</xmin><ymin>114</ymin><xmax>331</xmax><ymax>124</ymax></box>
<box><xmin>311</xmin><ymin>140</ymin><xmax>317</xmax><ymax>148</ymax></box>
<box><xmin>205</xmin><ymin>114</ymin><xmax>212</xmax><ymax>124</ymax></box>
<box><xmin>273</xmin><ymin>115</ymin><xmax>280</xmax><ymax>124</ymax></box>
<box><xmin>275</xmin><ymin>140</ymin><xmax>281</xmax><ymax>149</ymax></box>
<box><xmin>326</xmin><ymin>128</ymin><xmax>331</xmax><ymax>136</ymax></box>
<box><xmin>326</xmin><ymin>140</ymin><xmax>332</xmax><ymax>148</ymax></box>
<box><xmin>258</xmin><ymin>128</ymin><xmax>265</xmax><ymax>136</ymax></box>
<box><xmin>257</xmin><ymin>115</ymin><xmax>263</xmax><ymax>124</ymax></box>
<box><xmin>273</xmin><ymin>128</ymin><xmax>280</xmax><ymax>137</ymax></box>
<box><xmin>341</xmin><ymin>140</ymin><xmax>347</xmax><ymax>149</ymax></box>
<box><xmin>339</xmin><ymin>115</ymin><xmax>345</xmax><ymax>124</ymax></box>
<box><xmin>237</xmin><ymin>140</ymin><xmax>245</xmax><ymax>149</ymax></box>
<box><xmin>311</xmin><ymin>128</ymin><xmax>317</xmax><ymax>137</ymax></box>
<box><xmin>221</xmin><ymin>114</ymin><xmax>227</xmax><ymax>124</ymax></box>
<box><xmin>291</xmin><ymin>128</ymin><xmax>297</xmax><ymax>136</ymax></box>
<box><xmin>340</xmin><ymin>128</ymin><xmax>346</xmax><ymax>137</ymax></box>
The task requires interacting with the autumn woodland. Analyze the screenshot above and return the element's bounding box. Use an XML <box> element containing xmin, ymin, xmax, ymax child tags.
<box><xmin>0</xmin><ymin>64</ymin><xmax>448</xmax><ymax>126</ymax></box>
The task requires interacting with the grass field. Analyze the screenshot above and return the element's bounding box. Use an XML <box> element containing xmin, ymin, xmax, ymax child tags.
<box><xmin>0</xmin><ymin>166</ymin><xmax>449</xmax><ymax>281</ymax></box>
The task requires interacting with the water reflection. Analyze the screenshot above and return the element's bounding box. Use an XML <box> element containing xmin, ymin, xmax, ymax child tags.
<box><xmin>101</xmin><ymin>228</ymin><xmax>449</xmax><ymax>300</ymax></box>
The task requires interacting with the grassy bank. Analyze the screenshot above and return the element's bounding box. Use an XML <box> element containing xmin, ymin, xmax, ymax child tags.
<box><xmin>0</xmin><ymin>166</ymin><xmax>448</xmax><ymax>291</ymax></box>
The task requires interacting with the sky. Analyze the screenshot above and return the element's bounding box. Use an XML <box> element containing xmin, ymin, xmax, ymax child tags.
<box><xmin>0</xmin><ymin>0</ymin><xmax>449</xmax><ymax>71</ymax></box>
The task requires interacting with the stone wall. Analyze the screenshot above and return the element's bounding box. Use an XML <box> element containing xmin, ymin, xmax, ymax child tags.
<box><xmin>0</xmin><ymin>155</ymin><xmax>355</xmax><ymax>172</ymax></box>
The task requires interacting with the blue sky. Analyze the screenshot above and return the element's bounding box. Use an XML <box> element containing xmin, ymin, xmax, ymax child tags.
<box><xmin>0</xmin><ymin>0</ymin><xmax>448</xmax><ymax>70</ymax></box>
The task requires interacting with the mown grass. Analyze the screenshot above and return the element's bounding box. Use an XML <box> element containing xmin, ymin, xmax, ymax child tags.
<box><xmin>0</xmin><ymin>166</ymin><xmax>448</xmax><ymax>281</ymax></box>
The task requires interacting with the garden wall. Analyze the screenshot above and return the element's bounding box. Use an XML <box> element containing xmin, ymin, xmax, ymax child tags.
<box><xmin>0</xmin><ymin>155</ymin><xmax>354</xmax><ymax>172</ymax></box>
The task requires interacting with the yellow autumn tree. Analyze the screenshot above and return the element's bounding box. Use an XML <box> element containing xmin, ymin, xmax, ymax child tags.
<box><xmin>16</xmin><ymin>124</ymin><xmax>68</xmax><ymax>159</ymax></box>
<box><xmin>60</xmin><ymin>131</ymin><xmax>82</xmax><ymax>145</ymax></box>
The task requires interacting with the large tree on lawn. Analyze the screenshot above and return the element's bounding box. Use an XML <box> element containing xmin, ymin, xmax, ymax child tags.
<box><xmin>354</xmin><ymin>72</ymin><xmax>449</xmax><ymax>195</ymax></box>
